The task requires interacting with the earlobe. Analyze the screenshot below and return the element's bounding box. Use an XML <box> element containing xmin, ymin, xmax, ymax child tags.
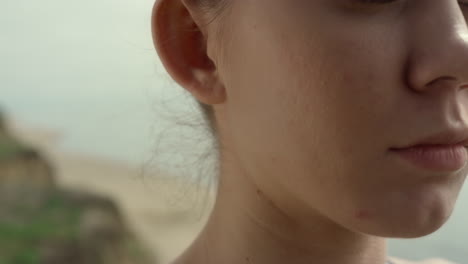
<box><xmin>151</xmin><ymin>0</ymin><xmax>226</xmax><ymax>105</ymax></box>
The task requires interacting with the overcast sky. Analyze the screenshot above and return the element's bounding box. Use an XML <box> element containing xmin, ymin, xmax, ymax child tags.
<box><xmin>0</xmin><ymin>0</ymin><xmax>201</xmax><ymax>166</ymax></box>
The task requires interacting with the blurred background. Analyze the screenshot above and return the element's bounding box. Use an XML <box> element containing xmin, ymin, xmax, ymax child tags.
<box><xmin>1</xmin><ymin>0</ymin><xmax>466</xmax><ymax>263</ymax></box>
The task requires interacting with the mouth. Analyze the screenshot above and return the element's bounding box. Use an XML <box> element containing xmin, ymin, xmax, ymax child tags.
<box><xmin>393</xmin><ymin>129</ymin><xmax>468</xmax><ymax>149</ymax></box>
<box><xmin>390</xmin><ymin>129</ymin><xmax>468</xmax><ymax>172</ymax></box>
<box><xmin>390</xmin><ymin>145</ymin><xmax>467</xmax><ymax>172</ymax></box>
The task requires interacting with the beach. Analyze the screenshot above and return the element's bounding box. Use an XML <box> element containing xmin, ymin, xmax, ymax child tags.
<box><xmin>9</xmin><ymin>121</ymin><xmax>213</xmax><ymax>264</ymax></box>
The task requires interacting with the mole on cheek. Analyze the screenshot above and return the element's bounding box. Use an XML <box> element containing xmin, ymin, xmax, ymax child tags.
<box><xmin>355</xmin><ymin>209</ymin><xmax>372</xmax><ymax>220</ymax></box>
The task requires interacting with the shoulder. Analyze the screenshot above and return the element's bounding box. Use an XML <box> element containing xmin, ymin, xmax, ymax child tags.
<box><xmin>389</xmin><ymin>256</ymin><xmax>460</xmax><ymax>264</ymax></box>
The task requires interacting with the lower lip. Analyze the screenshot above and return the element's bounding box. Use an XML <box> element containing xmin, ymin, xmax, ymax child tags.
<box><xmin>391</xmin><ymin>144</ymin><xmax>468</xmax><ymax>172</ymax></box>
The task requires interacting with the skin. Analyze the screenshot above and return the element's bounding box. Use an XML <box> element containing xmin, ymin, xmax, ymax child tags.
<box><xmin>151</xmin><ymin>0</ymin><xmax>468</xmax><ymax>263</ymax></box>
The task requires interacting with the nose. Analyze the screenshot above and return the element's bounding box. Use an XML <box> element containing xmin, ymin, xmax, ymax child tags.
<box><xmin>405</xmin><ymin>1</ymin><xmax>468</xmax><ymax>94</ymax></box>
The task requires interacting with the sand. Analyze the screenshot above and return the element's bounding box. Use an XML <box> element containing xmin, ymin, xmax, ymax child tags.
<box><xmin>10</xmin><ymin>122</ymin><xmax>212</xmax><ymax>264</ymax></box>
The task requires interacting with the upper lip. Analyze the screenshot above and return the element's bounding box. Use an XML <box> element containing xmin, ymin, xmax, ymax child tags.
<box><xmin>393</xmin><ymin>128</ymin><xmax>468</xmax><ymax>149</ymax></box>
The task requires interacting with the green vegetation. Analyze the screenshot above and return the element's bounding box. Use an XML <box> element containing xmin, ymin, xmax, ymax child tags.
<box><xmin>125</xmin><ymin>236</ymin><xmax>154</xmax><ymax>263</ymax></box>
<box><xmin>0</xmin><ymin>110</ymin><xmax>156</xmax><ymax>263</ymax></box>
<box><xmin>0</xmin><ymin>134</ymin><xmax>30</xmax><ymax>161</ymax></box>
<box><xmin>0</xmin><ymin>192</ymin><xmax>82</xmax><ymax>264</ymax></box>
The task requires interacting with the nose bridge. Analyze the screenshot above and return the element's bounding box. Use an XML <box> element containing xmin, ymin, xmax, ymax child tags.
<box><xmin>406</xmin><ymin>1</ymin><xmax>468</xmax><ymax>92</ymax></box>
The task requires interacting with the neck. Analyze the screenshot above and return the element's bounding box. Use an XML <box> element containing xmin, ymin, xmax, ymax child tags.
<box><xmin>174</xmin><ymin>156</ymin><xmax>389</xmax><ymax>264</ymax></box>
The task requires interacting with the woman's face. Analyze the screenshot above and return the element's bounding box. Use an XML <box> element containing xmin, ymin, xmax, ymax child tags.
<box><xmin>214</xmin><ymin>0</ymin><xmax>468</xmax><ymax>237</ymax></box>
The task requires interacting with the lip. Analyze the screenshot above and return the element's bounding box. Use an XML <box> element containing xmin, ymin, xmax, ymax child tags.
<box><xmin>390</xmin><ymin>144</ymin><xmax>468</xmax><ymax>172</ymax></box>
<box><xmin>395</xmin><ymin>129</ymin><xmax>468</xmax><ymax>148</ymax></box>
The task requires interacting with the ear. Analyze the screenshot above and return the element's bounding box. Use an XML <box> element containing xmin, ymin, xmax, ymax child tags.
<box><xmin>151</xmin><ymin>0</ymin><xmax>226</xmax><ymax>105</ymax></box>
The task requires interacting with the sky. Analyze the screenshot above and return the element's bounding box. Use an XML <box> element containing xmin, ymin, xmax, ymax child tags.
<box><xmin>0</xmin><ymin>0</ymin><xmax>204</xmax><ymax>168</ymax></box>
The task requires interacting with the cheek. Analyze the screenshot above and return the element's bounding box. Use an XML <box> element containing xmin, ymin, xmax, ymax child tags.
<box><xmin>220</xmin><ymin>2</ymin><xmax>406</xmax><ymax>191</ymax></box>
<box><xmin>222</xmin><ymin>13</ymin><xmax>394</xmax><ymax>171</ymax></box>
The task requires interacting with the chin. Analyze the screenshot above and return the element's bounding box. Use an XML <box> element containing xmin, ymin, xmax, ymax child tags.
<box><xmin>342</xmin><ymin>190</ymin><xmax>457</xmax><ymax>239</ymax></box>
<box><xmin>349</xmin><ymin>202</ymin><xmax>454</xmax><ymax>238</ymax></box>
<box><xmin>381</xmin><ymin>219</ymin><xmax>448</xmax><ymax>238</ymax></box>
<box><xmin>346</xmin><ymin>215</ymin><xmax>450</xmax><ymax>238</ymax></box>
